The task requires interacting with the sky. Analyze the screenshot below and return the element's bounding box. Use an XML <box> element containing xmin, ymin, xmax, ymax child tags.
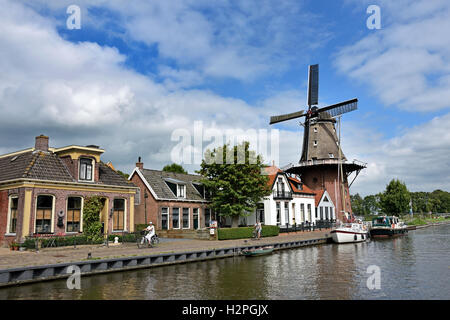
<box><xmin>0</xmin><ymin>0</ymin><xmax>449</xmax><ymax>196</ymax></box>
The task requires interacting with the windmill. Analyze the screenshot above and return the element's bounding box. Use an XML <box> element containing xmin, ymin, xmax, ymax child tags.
<box><xmin>269</xmin><ymin>64</ymin><xmax>366</xmax><ymax>221</ymax></box>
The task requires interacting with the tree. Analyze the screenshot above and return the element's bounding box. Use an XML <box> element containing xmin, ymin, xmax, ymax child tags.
<box><xmin>162</xmin><ymin>163</ymin><xmax>188</xmax><ymax>174</ymax></box>
<box><xmin>197</xmin><ymin>141</ymin><xmax>271</xmax><ymax>228</ymax></box>
<box><xmin>363</xmin><ymin>194</ymin><xmax>381</xmax><ymax>215</ymax></box>
<box><xmin>350</xmin><ymin>193</ymin><xmax>364</xmax><ymax>215</ymax></box>
<box><xmin>117</xmin><ymin>170</ymin><xmax>129</xmax><ymax>179</ymax></box>
<box><xmin>379</xmin><ymin>179</ymin><xmax>410</xmax><ymax>215</ymax></box>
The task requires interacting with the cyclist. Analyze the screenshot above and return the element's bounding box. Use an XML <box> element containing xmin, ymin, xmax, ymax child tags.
<box><xmin>142</xmin><ymin>222</ymin><xmax>155</xmax><ymax>244</ymax></box>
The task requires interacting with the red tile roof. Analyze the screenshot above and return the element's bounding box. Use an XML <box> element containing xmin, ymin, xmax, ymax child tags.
<box><xmin>315</xmin><ymin>190</ymin><xmax>326</xmax><ymax>206</ymax></box>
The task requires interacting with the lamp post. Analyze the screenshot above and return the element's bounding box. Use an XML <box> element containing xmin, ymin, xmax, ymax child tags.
<box><xmin>144</xmin><ymin>191</ymin><xmax>148</xmax><ymax>224</ymax></box>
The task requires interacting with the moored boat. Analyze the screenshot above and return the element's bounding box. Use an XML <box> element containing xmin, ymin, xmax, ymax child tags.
<box><xmin>241</xmin><ymin>246</ymin><xmax>274</xmax><ymax>257</ymax></box>
<box><xmin>369</xmin><ymin>216</ymin><xmax>408</xmax><ymax>238</ymax></box>
<box><xmin>331</xmin><ymin>220</ymin><xmax>369</xmax><ymax>243</ymax></box>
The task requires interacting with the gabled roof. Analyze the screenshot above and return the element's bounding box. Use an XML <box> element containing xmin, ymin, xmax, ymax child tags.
<box><xmin>287</xmin><ymin>176</ymin><xmax>316</xmax><ymax>195</ymax></box>
<box><xmin>130</xmin><ymin>168</ymin><xmax>208</xmax><ymax>202</ymax></box>
<box><xmin>315</xmin><ymin>189</ymin><xmax>335</xmax><ymax>207</ymax></box>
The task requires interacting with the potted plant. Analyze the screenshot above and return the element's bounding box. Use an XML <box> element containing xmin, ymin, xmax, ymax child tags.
<box><xmin>9</xmin><ymin>241</ymin><xmax>18</xmax><ymax>251</ymax></box>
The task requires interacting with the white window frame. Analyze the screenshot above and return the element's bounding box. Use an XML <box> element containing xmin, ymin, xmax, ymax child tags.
<box><xmin>182</xmin><ymin>207</ymin><xmax>190</xmax><ymax>229</ymax></box>
<box><xmin>172</xmin><ymin>207</ymin><xmax>181</xmax><ymax>229</ymax></box>
<box><xmin>161</xmin><ymin>207</ymin><xmax>169</xmax><ymax>230</ymax></box>
<box><xmin>6</xmin><ymin>195</ymin><xmax>19</xmax><ymax>235</ymax></box>
<box><xmin>34</xmin><ymin>194</ymin><xmax>55</xmax><ymax>234</ymax></box>
<box><xmin>79</xmin><ymin>157</ymin><xmax>94</xmax><ymax>182</ymax></box>
<box><xmin>135</xmin><ymin>187</ymin><xmax>141</xmax><ymax>205</ymax></box>
<box><xmin>177</xmin><ymin>184</ymin><xmax>186</xmax><ymax>198</ymax></box>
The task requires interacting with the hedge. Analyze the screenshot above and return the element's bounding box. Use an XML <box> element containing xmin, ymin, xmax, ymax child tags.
<box><xmin>218</xmin><ymin>225</ymin><xmax>279</xmax><ymax>240</ymax></box>
<box><xmin>22</xmin><ymin>235</ymin><xmax>104</xmax><ymax>249</ymax></box>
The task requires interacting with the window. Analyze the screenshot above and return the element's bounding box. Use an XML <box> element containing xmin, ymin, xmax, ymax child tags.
<box><xmin>177</xmin><ymin>184</ymin><xmax>186</xmax><ymax>198</ymax></box>
<box><xmin>313</xmin><ymin>127</ymin><xmax>318</xmax><ymax>133</ymax></box>
<box><xmin>113</xmin><ymin>199</ymin><xmax>125</xmax><ymax>231</ymax></box>
<box><xmin>182</xmin><ymin>208</ymin><xmax>189</xmax><ymax>229</ymax></box>
<box><xmin>300</xmin><ymin>203</ymin><xmax>305</xmax><ymax>223</ymax></box>
<box><xmin>325</xmin><ymin>207</ymin><xmax>329</xmax><ymax>220</ymax></box>
<box><xmin>328</xmin><ymin>153</ymin><xmax>334</xmax><ymax>158</ymax></box>
<box><xmin>204</xmin><ymin>208</ymin><xmax>211</xmax><ymax>227</ymax></box>
<box><xmin>67</xmin><ymin>197</ymin><xmax>82</xmax><ymax>232</ymax></box>
<box><xmin>193</xmin><ymin>208</ymin><xmax>199</xmax><ymax>229</ymax></box>
<box><xmin>79</xmin><ymin>158</ymin><xmax>93</xmax><ymax>181</ymax></box>
<box><xmin>172</xmin><ymin>208</ymin><xmax>180</xmax><ymax>229</ymax></box>
<box><xmin>323</xmin><ymin>196</ymin><xmax>329</xmax><ymax>202</ymax></box>
<box><xmin>8</xmin><ymin>196</ymin><xmax>18</xmax><ymax>233</ymax></box>
<box><xmin>134</xmin><ymin>187</ymin><xmax>141</xmax><ymax>205</ymax></box>
<box><xmin>276</xmin><ymin>202</ymin><xmax>281</xmax><ymax>225</ymax></box>
<box><xmin>161</xmin><ymin>207</ymin><xmax>169</xmax><ymax>230</ymax></box>
<box><xmin>284</xmin><ymin>203</ymin><xmax>289</xmax><ymax>225</ymax></box>
<box><xmin>257</xmin><ymin>203</ymin><xmax>264</xmax><ymax>224</ymax></box>
<box><xmin>36</xmin><ymin>195</ymin><xmax>53</xmax><ymax>233</ymax></box>
<box><xmin>313</xmin><ymin>140</ymin><xmax>318</xmax><ymax>146</ymax></box>
<box><xmin>320</xmin><ymin>207</ymin><xmax>323</xmax><ymax>220</ymax></box>
<box><xmin>330</xmin><ymin>207</ymin><xmax>334</xmax><ymax>220</ymax></box>
<box><xmin>307</xmin><ymin>204</ymin><xmax>312</xmax><ymax>222</ymax></box>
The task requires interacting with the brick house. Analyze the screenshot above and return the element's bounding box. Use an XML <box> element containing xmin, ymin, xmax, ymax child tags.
<box><xmin>129</xmin><ymin>159</ymin><xmax>217</xmax><ymax>238</ymax></box>
<box><xmin>0</xmin><ymin>135</ymin><xmax>137</xmax><ymax>246</ymax></box>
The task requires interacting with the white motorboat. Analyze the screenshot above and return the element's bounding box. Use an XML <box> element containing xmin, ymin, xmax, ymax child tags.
<box><xmin>331</xmin><ymin>220</ymin><xmax>369</xmax><ymax>243</ymax></box>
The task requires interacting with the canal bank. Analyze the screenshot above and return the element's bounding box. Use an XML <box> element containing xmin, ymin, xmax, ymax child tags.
<box><xmin>0</xmin><ymin>230</ymin><xmax>331</xmax><ymax>288</ymax></box>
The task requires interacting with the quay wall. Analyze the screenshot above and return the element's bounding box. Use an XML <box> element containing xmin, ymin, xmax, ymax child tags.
<box><xmin>0</xmin><ymin>236</ymin><xmax>329</xmax><ymax>288</ymax></box>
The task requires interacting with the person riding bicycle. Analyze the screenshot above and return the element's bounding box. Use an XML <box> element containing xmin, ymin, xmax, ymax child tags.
<box><xmin>142</xmin><ymin>222</ymin><xmax>155</xmax><ymax>244</ymax></box>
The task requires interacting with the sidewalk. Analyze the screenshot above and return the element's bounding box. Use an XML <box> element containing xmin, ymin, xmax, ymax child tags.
<box><xmin>0</xmin><ymin>229</ymin><xmax>331</xmax><ymax>270</ymax></box>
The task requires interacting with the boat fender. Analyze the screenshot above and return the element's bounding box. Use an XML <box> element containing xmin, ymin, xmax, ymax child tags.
<box><xmin>354</xmin><ymin>234</ymin><xmax>357</xmax><ymax>241</ymax></box>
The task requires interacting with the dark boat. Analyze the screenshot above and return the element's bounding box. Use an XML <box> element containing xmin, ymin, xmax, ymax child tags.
<box><xmin>370</xmin><ymin>216</ymin><xmax>408</xmax><ymax>238</ymax></box>
<box><xmin>241</xmin><ymin>246</ymin><xmax>274</xmax><ymax>257</ymax></box>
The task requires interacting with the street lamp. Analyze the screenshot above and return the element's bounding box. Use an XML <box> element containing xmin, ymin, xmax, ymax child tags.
<box><xmin>144</xmin><ymin>191</ymin><xmax>148</xmax><ymax>224</ymax></box>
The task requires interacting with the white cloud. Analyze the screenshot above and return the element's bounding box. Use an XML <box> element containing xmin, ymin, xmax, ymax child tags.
<box><xmin>335</xmin><ymin>0</ymin><xmax>450</xmax><ymax>112</ymax></box>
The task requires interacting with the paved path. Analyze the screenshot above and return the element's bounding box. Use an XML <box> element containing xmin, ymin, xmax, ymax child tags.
<box><xmin>0</xmin><ymin>229</ymin><xmax>331</xmax><ymax>270</ymax></box>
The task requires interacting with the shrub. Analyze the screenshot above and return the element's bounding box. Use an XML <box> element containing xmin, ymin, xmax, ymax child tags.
<box><xmin>218</xmin><ymin>225</ymin><xmax>279</xmax><ymax>240</ymax></box>
<box><xmin>83</xmin><ymin>196</ymin><xmax>104</xmax><ymax>243</ymax></box>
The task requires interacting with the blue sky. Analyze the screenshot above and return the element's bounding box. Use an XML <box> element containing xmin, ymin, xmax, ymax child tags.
<box><xmin>1</xmin><ymin>0</ymin><xmax>449</xmax><ymax>196</ymax></box>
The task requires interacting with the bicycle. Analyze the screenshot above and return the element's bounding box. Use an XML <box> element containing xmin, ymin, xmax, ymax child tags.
<box><xmin>136</xmin><ymin>231</ymin><xmax>159</xmax><ymax>249</ymax></box>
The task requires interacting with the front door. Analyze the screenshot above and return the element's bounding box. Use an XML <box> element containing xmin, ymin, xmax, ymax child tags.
<box><xmin>193</xmin><ymin>208</ymin><xmax>199</xmax><ymax>229</ymax></box>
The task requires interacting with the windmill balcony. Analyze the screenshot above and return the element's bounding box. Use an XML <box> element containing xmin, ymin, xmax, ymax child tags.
<box><xmin>272</xmin><ymin>190</ymin><xmax>293</xmax><ymax>199</ymax></box>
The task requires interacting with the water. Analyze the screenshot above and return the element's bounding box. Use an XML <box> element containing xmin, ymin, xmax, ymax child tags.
<box><xmin>1</xmin><ymin>224</ymin><xmax>449</xmax><ymax>300</ymax></box>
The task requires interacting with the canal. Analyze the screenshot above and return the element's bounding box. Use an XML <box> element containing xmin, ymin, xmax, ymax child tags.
<box><xmin>1</xmin><ymin>224</ymin><xmax>449</xmax><ymax>300</ymax></box>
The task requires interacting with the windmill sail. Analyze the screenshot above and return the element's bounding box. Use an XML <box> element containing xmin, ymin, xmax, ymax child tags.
<box><xmin>269</xmin><ymin>110</ymin><xmax>305</xmax><ymax>124</ymax></box>
<box><xmin>317</xmin><ymin>98</ymin><xmax>357</xmax><ymax>118</ymax></box>
<box><xmin>307</xmin><ymin>64</ymin><xmax>319</xmax><ymax>106</ymax></box>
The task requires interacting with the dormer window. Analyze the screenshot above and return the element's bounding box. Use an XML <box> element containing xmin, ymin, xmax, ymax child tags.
<box><xmin>79</xmin><ymin>158</ymin><xmax>93</xmax><ymax>181</ymax></box>
<box><xmin>177</xmin><ymin>184</ymin><xmax>186</xmax><ymax>198</ymax></box>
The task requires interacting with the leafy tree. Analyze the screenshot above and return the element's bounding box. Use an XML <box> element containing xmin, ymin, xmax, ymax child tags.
<box><xmin>363</xmin><ymin>194</ymin><xmax>381</xmax><ymax>215</ymax></box>
<box><xmin>162</xmin><ymin>163</ymin><xmax>188</xmax><ymax>174</ymax></box>
<box><xmin>379</xmin><ymin>179</ymin><xmax>410</xmax><ymax>215</ymax></box>
<box><xmin>83</xmin><ymin>196</ymin><xmax>104</xmax><ymax>242</ymax></box>
<box><xmin>350</xmin><ymin>193</ymin><xmax>364</xmax><ymax>215</ymax></box>
<box><xmin>197</xmin><ymin>141</ymin><xmax>271</xmax><ymax>228</ymax></box>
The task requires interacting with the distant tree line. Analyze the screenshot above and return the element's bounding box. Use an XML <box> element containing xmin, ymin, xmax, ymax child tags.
<box><xmin>351</xmin><ymin>179</ymin><xmax>450</xmax><ymax>215</ymax></box>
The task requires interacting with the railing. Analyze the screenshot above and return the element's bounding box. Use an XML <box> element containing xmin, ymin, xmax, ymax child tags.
<box><xmin>272</xmin><ymin>190</ymin><xmax>293</xmax><ymax>199</ymax></box>
<box><xmin>279</xmin><ymin>220</ymin><xmax>336</xmax><ymax>233</ymax></box>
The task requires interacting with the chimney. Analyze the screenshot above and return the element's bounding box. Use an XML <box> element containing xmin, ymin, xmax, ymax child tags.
<box><xmin>35</xmin><ymin>134</ymin><xmax>49</xmax><ymax>152</ymax></box>
<box><xmin>136</xmin><ymin>156</ymin><xmax>144</xmax><ymax>170</ymax></box>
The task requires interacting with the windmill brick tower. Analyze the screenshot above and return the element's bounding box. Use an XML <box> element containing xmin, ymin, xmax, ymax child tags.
<box><xmin>270</xmin><ymin>64</ymin><xmax>366</xmax><ymax>222</ymax></box>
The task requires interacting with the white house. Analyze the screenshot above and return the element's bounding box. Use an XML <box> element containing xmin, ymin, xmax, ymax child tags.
<box><xmin>314</xmin><ymin>189</ymin><xmax>336</xmax><ymax>221</ymax></box>
<box><xmin>244</xmin><ymin>165</ymin><xmax>318</xmax><ymax>227</ymax></box>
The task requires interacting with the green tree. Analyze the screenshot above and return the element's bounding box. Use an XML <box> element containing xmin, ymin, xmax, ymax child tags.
<box><xmin>379</xmin><ymin>179</ymin><xmax>410</xmax><ymax>215</ymax></box>
<box><xmin>350</xmin><ymin>193</ymin><xmax>364</xmax><ymax>215</ymax></box>
<box><xmin>363</xmin><ymin>194</ymin><xmax>381</xmax><ymax>215</ymax></box>
<box><xmin>197</xmin><ymin>141</ymin><xmax>271</xmax><ymax>228</ymax></box>
<box><xmin>83</xmin><ymin>196</ymin><xmax>104</xmax><ymax>242</ymax></box>
<box><xmin>117</xmin><ymin>170</ymin><xmax>129</xmax><ymax>179</ymax></box>
<box><xmin>162</xmin><ymin>163</ymin><xmax>188</xmax><ymax>174</ymax></box>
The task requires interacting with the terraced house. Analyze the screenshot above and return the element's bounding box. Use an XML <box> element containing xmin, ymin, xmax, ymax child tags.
<box><xmin>129</xmin><ymin>159</ymin><xmax>213</xmax><ymax>239</ymax></box>
<box><xmin>0</xmin><ymin>135</ymin><xmax>137</xmax><ymax>246</ymax></box>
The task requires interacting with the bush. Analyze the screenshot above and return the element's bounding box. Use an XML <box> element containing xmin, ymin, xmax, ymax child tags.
<box><xmin>22</xmin><ymin>235</ymin><xmax>104</xmax><ymax>249</ymax></box>
<box><xmin>218</xmin><ymin>225</ymin><xmax>279</xmax><ymax>240</ymax></box>
<box><xmin>108</xmin><ymin>233</ymin><xmax>138</xmax><ymax>243</ymax></box>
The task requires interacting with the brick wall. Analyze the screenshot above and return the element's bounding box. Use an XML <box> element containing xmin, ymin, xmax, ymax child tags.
<box><xmin>130</xmin><ymin>172</ymin><xmax>209</xmax><ymax>231</ymax></box>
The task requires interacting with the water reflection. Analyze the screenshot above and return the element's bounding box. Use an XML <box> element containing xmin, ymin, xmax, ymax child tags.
<box><xmin>1</xmin><ymin>224</ymin><xmax>449</xmax><ymax>300</ymax></box>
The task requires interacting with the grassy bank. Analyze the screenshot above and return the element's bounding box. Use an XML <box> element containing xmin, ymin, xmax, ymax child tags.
<box><xmin>402</xmin><ymin>215</ymin><xmax>449</xmax><ymax>226</ymax></box>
